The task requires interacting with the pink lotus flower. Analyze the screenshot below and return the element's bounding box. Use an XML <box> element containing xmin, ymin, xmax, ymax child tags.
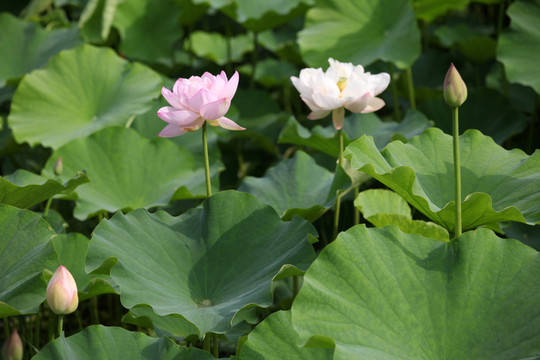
<box><xmin>291</xmin><ymin>58</ymin><xmax>390</xmax><ymax>130</ymax></box>
<box><xmin>46</xmin><ymin>266</ymin><xmax>78</xmax><ymax>315</ymax></box>
<box><xmin>157</xmin><ymin>71</ymin><xmax>245</xmax><ymax>137</ymax></box>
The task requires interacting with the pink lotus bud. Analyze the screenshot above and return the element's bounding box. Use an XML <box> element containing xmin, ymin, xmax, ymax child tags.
<box><xmin>46</xmin><ymin>266</ymin><xmax>78</xmax><ymax>315</ymax></box>
<box><xmin>2</xmin><ymin>329</ymin><xmax>23</xmax><ymax>360</ymax></box>
<box><xmin>54</xmin><ymin>157</ymin><xmax>63</xmax><ymax>176</ymax></box>
<box><xmin>443</xmin><ymin>63</ymin><xmax>467</xmax><ymax>107</ymax></box>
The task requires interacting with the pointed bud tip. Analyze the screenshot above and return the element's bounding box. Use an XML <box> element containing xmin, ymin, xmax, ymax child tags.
<box><xmin>2</xmin><ymin>329</ymin><xmax>23</xmax><ymax>360</ymax></box>
<box><xmin>444</xmin><ymin>63</ymin><xmax>467</xmax><ymax>107</ymax></box>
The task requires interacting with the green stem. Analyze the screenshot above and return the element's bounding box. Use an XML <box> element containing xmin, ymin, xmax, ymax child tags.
<box><xmin>354</xmin><ymin>186</ymin><xmax>360</xmax><ymax>225</ymax></box>
<box><xmin>405</xmin><ymin>67</ymin><xmax>416</xmax><ymax>110</ymax></box>
<box><xmin>387</xmin><ymin>63</ymin><xmax>402</xmax><ymax>121</ymax></box>
<box><xmin>332</xmin><ymin>192</ymin><xmax>343</xmax><ymax>240</ymax></box>
<box><xmin>202</xmin><ymin>122</ymin><xmax>212</xmax><ymax>197</ymax></box>
<box><xmin>44</xmin><ymin>197</ymin><xmax>53</xmax><ymax>217</ymax></box>
<box><xmin>56</xmin><ymin>315</ymin><xmax>64</xmax><ymax>338</ymax></box>
<box><xmin>203</xmin><ymin>333</ymin><xmax>211</xmax><ymax>353</ymax></box>
<box><xmin>338</xmin><ymin>130</ymin><xmax>343</xmax><ymax>167</ymax></box>
<box><xmin>452</xmin><ymin>107</ymin><xmax>462</xmax><ymax>237</ymax></box>
<box><xmin>125</xmin><ymin>115</ymin><xmax>135</xmax><ymax>128</ymax></box>
<box><xmin>212</xmin><ymin>333</ymin><xmax>219</xmax><ymax>358</ymax></box>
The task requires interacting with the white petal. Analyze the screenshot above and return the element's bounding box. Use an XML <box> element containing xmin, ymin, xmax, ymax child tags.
<box><xmin>361</xmin><ymin>97</ymin><xmax>386</xmax><ymax>113</ymax></box>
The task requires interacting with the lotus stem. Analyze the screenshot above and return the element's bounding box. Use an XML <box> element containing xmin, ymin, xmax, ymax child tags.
<box><xmin>333</xmin><ymin>130</ymin><xmax>345</xmax><ymax>240</ymax></box>
<box><xmin>203</xmin><ymin>333</ymin><xmax>211</xmax><ymax>353</ymax></box>
<box><xmin>338</xmin><ymin>129</ymin><xmax>343</xmax><ymax>167</ymax></box>
<box><xmin>212</xmin><ymin>333</ymin><xmax>219</xmax><ymax>357</ymax></box>
<box><xmin>452</xmin><ymin>107</ymin><xmax>462</xmax><ymax>237</ymax></box>
<box><xmin>406</xmin><ymin>67</ymin><xmax>416</xmax><ymax>110</ymax></box>
<box><xmin>202</xmin><ymin>122</ymin><xmax>212</xmax><ymax>197</ymax></box>
<box><xmin>387</xmin><ymin>63</ymin><xmax>402</xmax><ymax>121</ymax></box>
<box><xmin>43</xmin><ymin>197</ymin><xmax>53</xmax><ymax>217</ymax></box>
<box><xmin>56</xmin><ymin>315</ymin><xmax>64</xmax><ymax>338</ymax></box>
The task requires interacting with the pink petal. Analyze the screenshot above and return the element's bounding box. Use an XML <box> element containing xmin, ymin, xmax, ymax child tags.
<box><xmin>183</xmin><ymin>117</ymin><xmax>206</xmax><ymax>132</ymax></box>
<box><xmin>158</xmin><ymin>124</ymin><xmax>187</xmax><ymax>137</ymax></box>
<box><xmin>213</xmin><ymin>116</ymin><xmax>245</xmax><ymax>130</ymax></box>
<box><xmin>209</xmin><ymin>75</ymin><xmax>227</xmax><ymax>97</ymax></box>
<box><xmin>157</xmin><ymin>107</ymin><xmax>201</xmax><ymax>125</ymax></box>
<box><xmin>307</xmin><ymin>110</ymin><xmax>331</xmax><ymax>120</ymax></box>
<box><xmin>332</xmin><ymin>107</ymin><xmax>345</xmax><ymax>130</ymax></box>
<box><xmin>188</xmin><ymin>89</ymin><xmax>211</xmax><ymax>112</ymax></box>
<box><xmin>161</xmin><ymin>87</ymin><xmax>185</xmax><ymax>109</ymax></box>
<box><xmin>200</xmin><ymin>98</ymin><xmax>230</xmax><ymax>120</ymax></box>
<box><xmin>361</xmin><ymin>97</ymin><xmax>386</xmax><ymax>113</ymax></box>
<box><xmin>220</xmin><ymin>71</ymin><xmax>239</xmax><ymax>98</ymax></box>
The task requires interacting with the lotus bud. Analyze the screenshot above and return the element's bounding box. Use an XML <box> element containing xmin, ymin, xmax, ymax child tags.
<box><xmin>443</xmin><ymin>63</ymin><xmax>467</xmax><ymax>107</ymax></box>
<box><xmin>2</xmin><ymin>329</ymin><xmax>23</xmax><ymax>360</ymax></box>
<box><xmin>53</xmin><ymin>157</ymin><xmax>63</xmax><ymax>176</ymax></box>
<box><xmin>46</xmin><ymin>266</ymin><xmax>78</xmax><ymax>315</ymax></box>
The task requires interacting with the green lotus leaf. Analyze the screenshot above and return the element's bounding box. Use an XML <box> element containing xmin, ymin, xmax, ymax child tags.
<box><xmin>0</xmin><ymin>12</ymin><xmax>81</xmax><ymax>86</ymax></box>
<box><xmin>239</xmin><ymin>150</ymin><xmax>349</xmax><ymax>222</ymax></box>
<box><xmin>498</xmin><ymin>0</ymin><xmax>540</xmax><ymax>94</ymax></box>
<box><xmin>78</xmin><ymin>0</ymin><xmax>117</xmax><ymax>43</ymax></box>
<box><xmin>52</xmin><ymin>233</ymin><xmax>117</xmax><ymax>301</ymax></box>
<box><xmin>238</xmin><ymin>58</ymin><xmax>298</xmax><ymax>87</ymax></box>
<box><xmin>298</xmin><ymin>0</ymin><xmax>421</xmax><ymax>69</ymax></box>
<box><xmin>417</xmin><ymin>88</ymin><xmax>527</xmax><ymax>144</ymax></box>
<box><xmin>239</xmin><ymin>310</ymin><xmax>333</xmax><ymax>360</ymax></box>
<box><xmin>189</xmin><ymin>31</ymin><xmax>253</xmax><ymax>66</ymax></box>
<box><xmin>355</xmin><ymin>189</ymin><xmax>449</xmax><ymax>241</ymax></box>
<box><xmin>42</xmin><ymin>127</ymin><xmax>208</xmax><ymax>220</ymax></box>
<box><xmin>223</xmin><ymin>0</ymin><xmax>314</xmax><ymax>32</ymax></box>
<box><xmin>0</xmin><ymin>205</ymin><xmax>58</xmax><ymax>317</ymax></box>
<box><xmin>344</xmin><ymin>128</ymin><xmax>540</xmax><ymax>233</ymax></box>
<box><xmin>292</xmin><ymin>225</ymin><xmax>540</xmax><ymax>359</ymax></box>
<box><xmin>33</xmin><ymin>325</ymin><xmax>215</xmax><ymax>360</ymax></box>
<box><xmin>86</xmin><ymin>190</ymin><xmax>317</xmax><ymax>336</ymax></box>
<box><xmin>412</xmin><ymin>0</ymin><xmax>469</xmax><ymax>22</ymax></box>
<box><xmin>113</xmin><ymin>0</ymin><xmax>183</xmax><ymax>64</ymax></box>
<box><xmin>122</xmin><ymin>305</ymin><xmax>199</xmax><ymax>339</ymax></box>
<box><xmin>279</xmin><ymin>110</ymin><xmax>430</xmax><ymax>158</ymax></box>
<box><xmin>0</xmin><ymin>169</ymin><xmax>88</xmax><ymax>208</ymax></box>
<box><xmin>8</xmin><ymin>44</ymin><xmax>161</xmax><ymax>149</ymax></box>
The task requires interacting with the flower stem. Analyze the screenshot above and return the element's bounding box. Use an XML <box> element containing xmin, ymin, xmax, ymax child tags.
<box><xmin>332</xmin><ymin>129</ymin><xmax>345</xmax><ymax>240</ymax></box>
<box><xmin>452</xmin><ymin>106</ymin><xmax>462</xmax><ymax>237</ymax></box>
<box><xmin>202</xmin><ymin>122</ymin><xmax>212</xmax><ymax>197</ymax></box>
<box><xmin>56</xmin><ymin>315</ymin><xmax>64</xmax><ymax>338</ymax></box>
<box><xmin>212</xmin><ymin>333</ymin><xmax>219</xmax><ymax>357</ymax></box>
<box><xmin>44</xmin><ymin>197</ymin><xmax>53</xmax><ymax>217</ymax></box>
<box><xmin>406</xmin><ymin>67</ymin><xmax>416</xmax><ymax>110</ymax></box>
<box><xmin>338</xmin><ymin>129</ymin><xmax>343</xmax><ymax>167</ymax></box>
<box><xmin>203</xmin><ymin>333</ymin><xmax>211</xmax><ymax>353</ymax></box>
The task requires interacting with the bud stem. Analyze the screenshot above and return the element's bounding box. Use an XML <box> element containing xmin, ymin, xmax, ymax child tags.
<box><xmin>56</xmin><ymin>315</ymin><xmax>64</xmax><ymax>338</ymax></box>
<box><xmin>452</xmin><ymin>107</ymin><xmax>462</xmax><ymax>237</ymax></box>
<box><xmin>332</xmin><ymin>130</ymin><xmax>345</xmax><ymax>240</ymax></box>
<box><xmin>202</xmin><ymin>122</ymin><xmax>212</xmax><ymax>197</ymax></box>
<box><xmin>406</xmin><ymin>67</ymin><xmax>416</xmax><ymax>110</ymax></box>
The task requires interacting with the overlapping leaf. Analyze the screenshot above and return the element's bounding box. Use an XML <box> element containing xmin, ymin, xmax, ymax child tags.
<box><xmin>0</xmin><ymin>169</ymin><xmax>88</xmax><ymax>209</ymax></box>
<box><xmin>0</xmin><ymin>205</ymin><xmax>58</xmax><ymax>317</ymax></box>
<box><xmin>292</xmin><ymin>225</ymin><xmax>540</xmax><ymax>359</ymax></box>
<box><xmin>33</xmin><ymin>325</ymin><xmax>214</xmax><ymax>360</ymax></box>
<box><xmin>344</xmin><ymin>128</ymin><xmax>540</xmax><ymax>232</ymax></box>
<box><xmin>86</xmin><ymin>190</ymin><xmax>317</xmax><ymax>335</ymax></box>
<box><xmin>298</xmin><ymin>0</ymin><xmax>421</xmax><ymax>68</ymax></box>
<box><xmin>8</xmin><ymin>44</ymin><xmax>161</xmax><ymax>149</ymax></box>
<box><xmin>239</xmin><ymin>150</ymin><xmax>349</xmax><ymax>221</ymax></box>
<box><xmin>42</xmin><ymin>127</ymin><xmax>209</xmax><ymax>220</ymax></box>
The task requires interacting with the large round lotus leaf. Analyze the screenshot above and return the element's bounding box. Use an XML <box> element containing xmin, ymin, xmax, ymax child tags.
<box><xmin>86</xmin><ymin>190</ymin><xmax>317</xmax><ymax>336</ymax></box>
<box><xmin>498</xmin><ymin>0</ymin><xmax>540</xmax><ymax>94</ymax></box>
<box><xmin>239</xmin><ymin>150</ymin><xmax>349</xmax><ymax>222</ymax></box>
<box><xmin>42</xmin><ymin>127</ymin><xmax>205</xmax><ymax>220</ymax></box>
<box><xmin>113</xmin><ymin>0</ymin><xmax>183</xmax><ymax>64</ymax></box>
<box><xmin>298</xmin><ymin>0</ymin><xmax>421</xmax><ymax>69</ymax></box>
<box><xmin>8</xmin><ymin>44</ymin><xmax>161</xmax><ymax>149</ymax></box>
<box><xmin>0</xmin><ymin>13</ymin><xmax>81</xmax><ymax>85</ymax></box>
<box><xmin>0</xmin><ymin>169</ymin><xmax>88</xmax><ymax>208</ymax></box>
<box><xmin>292</xmin><ymin>225</ymin><xmax>540</xmax><ymax>359</ymax></box>
<box><xmin>33</xmin><ymin>325</ymin><xmax>215</xmax><ymax>360</ymax></box>
<box><xmin>189</xmin><ymin>31</ymin><xmax>253</xmax><ymax>66</ymax></box>
<box><xmin>412</xmin><ymin>0</ymin><xmax>469</xmax><ymax>22</ymax></box>
<box><xmin>0</xmin><ymin>205</ymin><xmax>58</xmax><ymax>317</ymax></box>
<box><xmin>239</xmin><ymin>310</ymin><xmax>333</xmax><ymax>360</ymax></box>
<box><xmin>344</xmin><ymin>128</ymin><xmax>540</xmax><ymax>233</ymax></box>
<box><xmin>279</xmin><ymin>110</ymin><xmax>430</xmax><ymax>158</ymax></box>
<box><xmin>355</xmin><ymin>189</ymin><xmax>449</xmax><ymax>241</ymax></box>
<box><xmin>51</xmin><ymin>233</ymin><xmax>117</xmax><ymax>301</ymax></box>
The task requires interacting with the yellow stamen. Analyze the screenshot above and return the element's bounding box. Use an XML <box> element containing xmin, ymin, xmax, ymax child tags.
<box><xmin>337</xmin><ymin>77</ymin><xmax>347</xmax><ymax>92</ymax></box>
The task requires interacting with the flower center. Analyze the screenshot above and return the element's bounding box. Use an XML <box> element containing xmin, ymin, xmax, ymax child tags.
<box><xmin>336</xmin><ymin>77</ymin><xmax>348</xmax><ymax>92</ymax></box>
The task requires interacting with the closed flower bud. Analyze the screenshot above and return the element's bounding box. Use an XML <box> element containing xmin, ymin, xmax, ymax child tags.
<box><xmin>46</xmin><ymin>266</ymin><xmax>78</xmax><ymax>315</ymax></box>
<box><xmin>444</xmin><ymin>63</ymin><xmax>467</xmax><ymax>107</ymax></box>
<box><xmin>2</xmin><ymin>329</ymin><xmax>23</xmax><ymax>360</ymax></box>
<box><xmin>54</xmin><ymin>157</ymin><xmax>63</xmax><ymax>176</ymax></box>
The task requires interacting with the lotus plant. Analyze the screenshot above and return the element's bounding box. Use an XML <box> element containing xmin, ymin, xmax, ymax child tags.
<box><xmin>47</xmin><ymin>266</ymin><xmax>78</xmax><ymax>337</ymax></box>
<box><xmin>157</xmin><ymin>71</ymin><xmax>244</xmax><ymax>196</ymax></box>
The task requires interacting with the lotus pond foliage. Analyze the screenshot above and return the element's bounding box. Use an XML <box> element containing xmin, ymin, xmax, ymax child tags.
<box><xmin>0</xmin><ymin>0</ymin><xmax>539</xmax><ymax>359</ymax></box>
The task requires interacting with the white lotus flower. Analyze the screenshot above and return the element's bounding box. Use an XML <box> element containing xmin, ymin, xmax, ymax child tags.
<box><xmin>290</xmin><ymin>58</ymin><xmax>390</xmax><ymax>130</ymax></box>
